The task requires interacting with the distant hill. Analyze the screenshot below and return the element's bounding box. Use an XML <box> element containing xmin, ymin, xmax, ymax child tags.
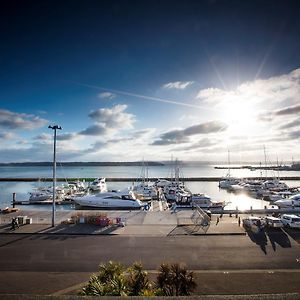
<box><xmin>0</xmin><ymin>161</ymin><xmax>164</xmax><ymax>167</ymax></box>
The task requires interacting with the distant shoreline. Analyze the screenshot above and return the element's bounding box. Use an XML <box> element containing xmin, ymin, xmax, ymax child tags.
<box><xmin>0</xmin><ymin>161</ymin><xmax>164</xmax><ymax>167</ymax></box>
<box><xmin>1</xmin><ymin>176</ymin><xmax>300</xmax><ymax>182</ymax></box>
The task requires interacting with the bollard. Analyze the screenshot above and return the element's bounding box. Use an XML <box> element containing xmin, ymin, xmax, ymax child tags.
<box><xmin>264</xmin><ymin>205</ymin><xmax>267</xmax><ymax>210</ymax></box>
<box><xmin>250</xmin><ymin>206</ymin><xmax>253</xmax><ymax>216</ymax></box>
<box><xmin>235</xmin><ymin>206</ymin><xmax>238</xmax><ymax>218</ymax></box>
<box><xmin>12</xmin><ymin>193</ymin><xmax>16</xmax><ymax>208</ymax></box>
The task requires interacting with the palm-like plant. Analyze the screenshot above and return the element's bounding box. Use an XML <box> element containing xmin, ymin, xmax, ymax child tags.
<box><xmin>127</xmin><ymin>262</ymin><xmax>151</xmax><ymax>296</ymax></box>
<box><xmin>156</xmin><ymin>262</ymin><xmax>196</xmax><ymax>296</ymax></box>
<box><xmin>98</xmin><ymin>260</ymin><xmax>124</xmax><ymax>283</ymax></box>
<box><xmin>81</xmin><ymin>261</ymin><xmax>154</xmax><ymax>296</ymax></box>
<box><xmin>81</xmin><ymin>275</ymin><xmax>105</xmax><ymax>296</ymax></box>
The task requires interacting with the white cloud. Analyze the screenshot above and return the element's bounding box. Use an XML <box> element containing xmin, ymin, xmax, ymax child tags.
<box><xmin>162</xmin><ymin>81</ymin><xmax>194</xmax><ymax>90</ymax></box>
<box><xmin>0</xmin><ymin>109</ymin><xmax>48</xmax><ymax>130</ymax></box>
<box><xmin>98</xmin><ymin>92</ymin><xmax>116</xmax><ymax>99</ymax></box>
<box><xmin>197</xmin><ymin>68</ymin><xmax>300</xmax><ymax>111</ymax></box>
<box><xmin>88</xmin><ymin>104</ymin><xmax>135</xmax><ymax>130</ymax></box>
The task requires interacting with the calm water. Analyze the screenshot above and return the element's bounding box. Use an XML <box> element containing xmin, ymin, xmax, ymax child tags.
<box><xmin>1</xmin><ymin>164</ymin><xmax>299</xmax><ymax>211</ymax></box>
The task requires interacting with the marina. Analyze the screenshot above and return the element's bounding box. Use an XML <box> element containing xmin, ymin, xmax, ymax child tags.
<box><xmin>1</xmin><ymin>162</ymin><xmax>300</xmax><ymax>212</ymax></box>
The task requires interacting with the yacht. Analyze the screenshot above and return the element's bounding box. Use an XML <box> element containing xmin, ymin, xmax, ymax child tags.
<box><xmin>219</xmin><ymin>176</ymin><xmax>240</xmax><ymax>189</ymax></box>
<box><xmin>130</xmin><ymin>182</ymin><xmax>157</xmax><ymax>200</ymax></box>
<box><xmin>29</xmin><ymin>191</ymin><xmax>52</xmax><ymax>202</ymax></box>
<box><xmin>191</xmin><ymin>193</ymin><xmax>225</xmax><ymax>209</ymax></box>
<box><xmin>274</xmin><ymin>193</ymin><xmax>300</xmax><ymax>208</ymax></box>
<box><xmin>72</xmin><ymin>190</ymin><xmax>144</xmax><ymax>209</ymax></box>
<box><xmin>89</xmin><ymin>177</ymin><xmax>107</xmax><ymax>192</ymax></box>
<box><xmin>174</xmin><ymin>191</ymin><xmax>225</xmax><ymax>209</ymax></box>
<box><xmin>262</xmin><ymin>179</ymin><xmax>289</xmax><ymax>190</ymax></box>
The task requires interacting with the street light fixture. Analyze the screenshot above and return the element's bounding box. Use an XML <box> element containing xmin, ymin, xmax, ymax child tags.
<box><xmin>48</xmin><ymin>125</ymin><xmax>62</xmax><ymax>227</ymax></box>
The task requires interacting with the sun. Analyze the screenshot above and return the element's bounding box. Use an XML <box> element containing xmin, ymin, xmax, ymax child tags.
<box><xmin>221</xmin><ymin>100</ymin><xmax>258</xmax><ymax>136</ymax></box>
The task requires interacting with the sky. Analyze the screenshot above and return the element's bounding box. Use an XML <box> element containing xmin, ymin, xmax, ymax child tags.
<box><xmin>0</xmin><ymin>0</ymin><xmax>300</xmax><ymax>163</ymax></box>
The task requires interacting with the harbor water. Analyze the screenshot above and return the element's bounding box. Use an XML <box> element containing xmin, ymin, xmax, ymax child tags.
<box><xmin>0</xmin><ymin>164</ymin><xmax>300</xmax><ymax>211</ymax></box>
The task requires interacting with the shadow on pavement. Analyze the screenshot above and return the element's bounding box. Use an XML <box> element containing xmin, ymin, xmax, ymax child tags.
<box><xmin>283</xmin><ymin>228</ymin><xmax>300</xmax><ymax>244</ymax></box>
<box><xmin>265</xmin><ymin>228</ymin><xmax>291</xmax><ymax>251</ymax></box>
<box><xmin>245</xmin><ymin>227</ymin><xmax>268</xmax><ymax>254</ymax></box>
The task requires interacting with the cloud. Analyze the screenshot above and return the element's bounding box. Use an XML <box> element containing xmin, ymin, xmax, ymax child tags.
<box><xmin>36</xmin><ymin>110</ymin><xmax>47</xmax><ymax>115</ymax></box>
<box><xmin>275</xmin><ymin>104</ymin><xmax>300</xmax><ymax>116</ymax></box>
<box><xmin>173</xmin><ymin>138</ymin><xmax>219</xmax><ymax>151</ymax></box>
<box><xmin>80</xmin><ymin>123</ymin><xmax>110</xmax><ymax>136</ymax></box>
<box><xmin>0</xmin><ymin>132</ymin><xmax>15</xmax><ymax>140</ymax></box>
<box><xmin>162</xmin><ymin>81</ymin><xmax>194</xmax><ymax>90</ymax></box>
<box><xmin>288</xmin><ymin>129</ymin><xmax>300</xmax><ymax>140</ymax></box>
<box><xmin>98</xmin><ymin>92</ymin><xmax>116</xmax><ymax>99</ymax></box>
<box><xmin>33</xmin><ymin>133</ymin><xmax>51</xmax><ymax>141</ymax></box>
<box><xmin>0</xmin><ymin>109</ymin><xmax>48</xmax><ymax>130</ymax></box>
<box><xmin>279</xmin><ymin>119</ymin><xmax>300</xmax><ymax>130</ymax></box>
<box><xmin>88</xmin><ymin>104</ymin><xmax>135</xmax><ymax>130</ymax></box>
<box><xmin>196</xmin><ymin>68</ymin><xmax>300</xmax><ymax>110</ymax></box>
<box><xmin>152</xmin><ymin>121</ymin><xmax>227</xmax><ymax>145</ymax></box>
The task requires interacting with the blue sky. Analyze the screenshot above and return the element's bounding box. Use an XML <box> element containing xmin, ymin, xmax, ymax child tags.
<box><xmin>1</xmin><ymin>0</ymin><xmax>300</xmax><ymax>162</ymax></box>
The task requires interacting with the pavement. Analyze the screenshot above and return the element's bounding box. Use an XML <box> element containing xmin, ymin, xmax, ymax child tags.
<box><xmin>1</xmin><ymin>208</ymin><xmax>300</xmax><ymax>297</ymax></box>
<box><xmin>0</xmin><ymin>209</ymin><xmax>245</xmax><ymax>236</ymax></box>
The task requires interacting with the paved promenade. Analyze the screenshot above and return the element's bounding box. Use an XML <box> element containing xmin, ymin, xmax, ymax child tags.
<box><xmin>1</xmin><ymin>208</ymin><xmax>300</xmax><ymax>296</ymax></box>
<box><xmin>0</xmin><ymin>209</ymin><xmax>244</xmax><ymax>235</ymax></box>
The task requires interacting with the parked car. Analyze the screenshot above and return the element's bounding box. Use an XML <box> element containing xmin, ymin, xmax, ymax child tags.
<box><xmin>242</xmin><ymin>216</ymin><xmax>265</xmax><ymax>230</ymax></box>
<box><xmin>264</xmin><ymin>216</ymin><xmax>283</xmax><ymax>228</ymax></box>
<box><xmin>281</xmin><ymin>214</ymin><xmax>300</xmax><ymax>229</ymax></box>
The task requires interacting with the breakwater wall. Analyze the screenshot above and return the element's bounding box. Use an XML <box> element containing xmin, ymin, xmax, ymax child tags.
<box><xmin>1</xmin><ymin>177</ymin><xmax>300</xmax><ymax>182</ymax></box>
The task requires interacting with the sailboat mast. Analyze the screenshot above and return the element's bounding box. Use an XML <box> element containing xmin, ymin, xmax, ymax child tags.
<box><xmin>228</xmin><ymin>150</ymin><xmax>231</xmax><ymax>177</ymax></box>
<box><xmin>264</xmin><ymin>145</ymin><xmax>267</xmax><ymax>180</ymax></box>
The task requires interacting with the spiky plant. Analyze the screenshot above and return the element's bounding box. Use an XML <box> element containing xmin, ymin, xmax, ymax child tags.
<box><xmin>127</xmin><ymin>262</ymin><xmax>151</xmax><ymax>296</ymax></box>
<box><xmin>156</xmin><ymin>262</ymin><xmax>196</xmax><ymax>296</ymax></box>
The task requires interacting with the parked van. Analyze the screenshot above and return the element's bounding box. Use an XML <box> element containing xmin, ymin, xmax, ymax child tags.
<box><xmin>242</xmin><ymin>216</ymin><xmax>265</xmax><ymax>230</ymax></box>
<box><xmin>281</xmin><ymin>214</ymin><xmax>300</xmax><ymax>229</ymax></box>
<box><xmin>265</xmin><ymin>216</ymin><xmax>283</xmax><ymax>228</ymax></box>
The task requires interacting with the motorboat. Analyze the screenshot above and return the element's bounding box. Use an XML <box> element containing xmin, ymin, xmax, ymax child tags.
<box><xmin>28</xmin><ymin>185</ymin><xmax>66</xmax><ymax>202</ymax></box>
<box><xmin>89</xmin><ymin>177</ymin><xmax>107</xmax><ymax>192</ymax></box>
<box><xmin>191</xmin><ymin>193</ymin><xmax>225</xmax><ymax>209</ymax></box>
<box><xmin>174</xmin><ymin>191</ymin><xmax>224</xmax><ymax>209</ymax></box>
<box><xmin>130</xmin><ymin>182</ymin><xmax>157</xmax><ymax>200</ymax></box>
<box><xmin>72</xmin><ymin>190</ymin><xmax>144</xmax><ymax>209</ymax></box>
<box><xmin>219</xmin><ymin>176</ymin><xmax>240</xmax><ymax>189</ymax></box>
<box><xmin>155</xmin><ymin>179</ymin><xmax>171</xmax><ymax>188</ymax></box>
<box><xmin>274</xmin><ymin>193</ymin><xmax>300</xmax><ymax>208</ymax></box>
<box><xmin>29</xmin><ymin>191</ymin><xmax>52</xmax><ymax>202</ymax></box>
<box><xmin>262</xmin><ymin>179</ymin><xmax>289</xmax><ymax>190</ymax></box>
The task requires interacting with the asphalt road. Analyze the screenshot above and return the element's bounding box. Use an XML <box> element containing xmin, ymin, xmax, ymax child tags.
<box><xmin>1</xmin><ymin>231</ymin><xmax>300</xmax><ymax>295</ymax></box>
<box><xmin>1</xmin><ymin>232</ymin><xmax>300</xmax><ymax>272</ymax></box>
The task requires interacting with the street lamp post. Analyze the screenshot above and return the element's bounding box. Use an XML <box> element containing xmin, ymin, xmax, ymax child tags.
<box><xmin>48</xmin><ymin>125</ymin><xmax>62</xmax><ymax>227</ymax></box>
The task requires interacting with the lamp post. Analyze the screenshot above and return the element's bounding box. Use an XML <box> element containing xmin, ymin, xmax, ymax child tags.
<box><xmin>48</xmin><ymin>125</ymin><xmax>62</xmax><ymax>227</ymax></box>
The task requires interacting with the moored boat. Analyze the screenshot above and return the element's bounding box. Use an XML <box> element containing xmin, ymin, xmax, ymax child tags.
<box><xmin>72</xmin><ymin>190</ymin><xmax>144</xmax><ymax>210</ymax></box>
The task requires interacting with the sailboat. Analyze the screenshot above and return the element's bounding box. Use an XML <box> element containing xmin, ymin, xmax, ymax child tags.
<box><xmin>219</xmin><ymin>150</ymin><xmax>240</xmax><ymax>189</ymax></box>
<box><xmin>130</xmin><ymin>160</ymin><xmax>156</xmax><ymax>200</ymax></box>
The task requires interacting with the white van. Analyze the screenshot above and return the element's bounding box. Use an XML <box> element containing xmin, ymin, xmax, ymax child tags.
<box><xmin>265</xmin><ymin>216</ymin><xmax>283</xmax><ymax>228</ymax></box>
<box><xmin>281</xmin><ymin>214</ymin><xmax>300</xmax><ymax>229</ymax></box>
<box><xmin>242</xmin><ymin>216</ymin><xmax>265</xmax><ymax>229</ymax></box>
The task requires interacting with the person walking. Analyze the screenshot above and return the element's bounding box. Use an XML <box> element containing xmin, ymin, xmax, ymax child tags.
<box><xmin>11</xmin><ymin>217</ymin><xmax>16</xmax><ymax>230</ymax></box>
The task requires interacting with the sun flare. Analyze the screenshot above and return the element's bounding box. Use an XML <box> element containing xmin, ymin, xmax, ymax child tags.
<box><xmin>221</xmin><ymin>100</ymin><xmax>258</xmax><ymax>136</ymax></box>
